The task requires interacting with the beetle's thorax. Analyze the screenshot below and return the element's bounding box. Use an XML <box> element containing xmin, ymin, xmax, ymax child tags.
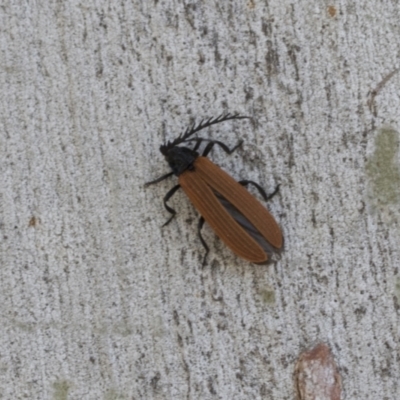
<box><xmin>164</xmin><ymin>146</ymin><xmax>199</xmax><ymax>176</ymax></box>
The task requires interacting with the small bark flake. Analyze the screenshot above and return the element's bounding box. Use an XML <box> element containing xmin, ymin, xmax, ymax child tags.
<box><xmin>295</xmin><ymin>343</ymin><xmax>341</xmax><ymax>400</ymax></box>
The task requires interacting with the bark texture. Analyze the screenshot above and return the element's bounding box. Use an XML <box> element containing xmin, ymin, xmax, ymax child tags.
<box><xmin>1</xmin><ymin>1</ymin><xmax>400</xmax><ymax>399</ymax></box>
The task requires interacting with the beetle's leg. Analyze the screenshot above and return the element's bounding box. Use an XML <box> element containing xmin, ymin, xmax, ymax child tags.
<box><xmin>239</xmin><ymin>180</ymin><xmax>280</xmax><ymax>201</ymax></box>
<box><xmin>202</xmin><ymin>139</ymin><xmax>243</xmax><ymax>157</ymax></box>
<box><xmin>145</xmin><ymin>172</ymin><xmax>174</xmax><ymax>186</ymax></box>
<box><xmin>162</xmin><ymin>184</ymin><xmax>181</xmax><ymax>226</ymax></box>
<box><xmin>198</xmin><ymin>216</ymin><xmax>210</xmax><ymax>266</ymax></box>
<box><xmin>187</xmin><ymin>137</ymin><xmax>210</xmax><ymax>152</ymax></box>
<box><xmin>185</xmin><ymin>138</ymin><xmax>243</xmax><ymax>155</ymax></box>
<box><xmin>191</xmin><ymin>138</ymin><xmax>204</xmax><ymax>152</ymax></box>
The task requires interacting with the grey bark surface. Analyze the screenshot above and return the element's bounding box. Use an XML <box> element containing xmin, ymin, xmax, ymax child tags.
<box><xmin>1</xmin><ymin>1</ymin><xmax>400</xmax><ymax>399</ymax></box>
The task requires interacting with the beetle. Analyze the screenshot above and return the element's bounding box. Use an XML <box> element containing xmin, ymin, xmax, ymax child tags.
<box><xmin>145</xmin><ymin>113</ymin><xmax>283</xmax><ymax>264</ymax></box>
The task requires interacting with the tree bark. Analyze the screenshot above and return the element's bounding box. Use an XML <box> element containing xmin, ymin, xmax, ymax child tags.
<box><xmin>1</xmin><ymin>1</ymin><xmax>400</xmax><ymax>399</ymax></box>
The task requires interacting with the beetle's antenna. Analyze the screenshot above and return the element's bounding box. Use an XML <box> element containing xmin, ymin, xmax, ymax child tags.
<box><xmin>160</xmin><ymin>113</ymin><xmax>250</xmax><ymax>154</ymax></box>
<box><xmin>181</xmin><ymin>113</ymin><xmax>250</xmax><ymax>142</ymax></box>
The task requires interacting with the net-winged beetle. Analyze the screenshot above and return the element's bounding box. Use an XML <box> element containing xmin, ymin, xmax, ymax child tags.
<box><xmin>145</xmin><ymin>113</ymin><xmax>283</xmax><ymax>264</ymax></box>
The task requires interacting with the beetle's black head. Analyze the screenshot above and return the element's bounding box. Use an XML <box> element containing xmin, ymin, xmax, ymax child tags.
<box><xmin>161</xmin><ymin>145</ymin><xmax>199</xmax><ymax>176</ymax></box>
<box><xmin>158</xmin><ymin>113</ymin><xmax>250</xmax><ymax>175</ymax></box>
